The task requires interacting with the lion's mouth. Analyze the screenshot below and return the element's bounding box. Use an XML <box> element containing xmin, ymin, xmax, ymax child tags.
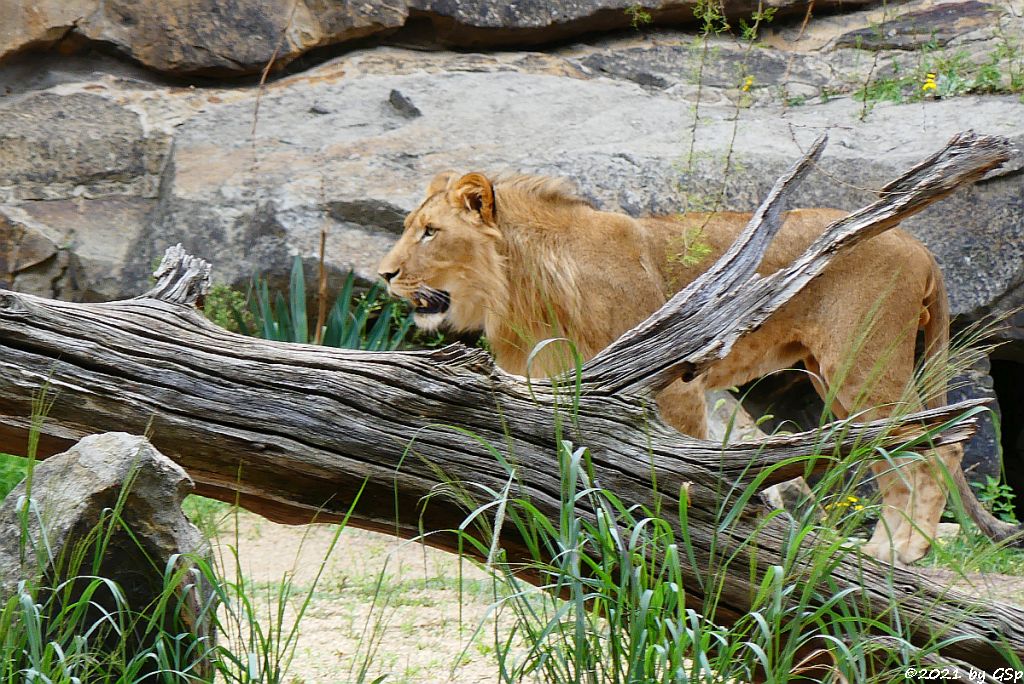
<box><xmin>412</xmin><ymin>287</ymin><xmax>450</xmax><ymax>315</ymax></box>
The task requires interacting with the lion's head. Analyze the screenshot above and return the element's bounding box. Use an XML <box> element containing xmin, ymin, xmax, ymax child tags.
<box><xmin>378</xmin><ymin>172</ymin><xmax>507</xmax><ymax>333</ymax></box>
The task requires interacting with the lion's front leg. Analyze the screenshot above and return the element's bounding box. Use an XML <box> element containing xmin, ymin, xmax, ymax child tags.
<box><xmin>655</xmin><ymin>379</ymin><xmax>709</xmax><ymax>439</ymax></box>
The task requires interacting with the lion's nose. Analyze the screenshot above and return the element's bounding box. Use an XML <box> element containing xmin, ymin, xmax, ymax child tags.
<box><xmin>379</xmin><ymin>269</ymin><xmax>400</xmax><ymax>283</ymax></box>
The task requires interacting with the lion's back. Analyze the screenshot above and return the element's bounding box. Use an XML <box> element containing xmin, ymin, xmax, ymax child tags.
<box><xmin>641</xmin><ymin>208</ymin><xmax>933</xmax><ymax>298</ymax></box>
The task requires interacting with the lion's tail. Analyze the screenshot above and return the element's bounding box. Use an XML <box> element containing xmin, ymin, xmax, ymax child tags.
<box><xmin>922</xmin><ymin>257</ymin><xmax>951</xmax><ymax>412</ymax></box>
<box><xmin>922</xmin><ymin>257</ymin><xmax>1024</xmax><ymax>544</ymax></box>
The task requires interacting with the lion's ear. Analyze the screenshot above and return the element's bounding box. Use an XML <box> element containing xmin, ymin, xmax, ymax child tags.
<box><xmin>452</xmin><ymin>172</ymin><xmax>496</xmax><ymax>224</ymax></box>
<box><xmin>426</xmin><ymin>171</ymin><xmax>457</xmax><ymax>198</ymax></box>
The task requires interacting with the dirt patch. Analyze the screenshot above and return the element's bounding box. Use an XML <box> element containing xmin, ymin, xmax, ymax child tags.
<box><xmin>913</xmin><ymin>566</ymin><xmax>1024</xmax><ymax>606</ymax></box>
<box><xmin>211</xmin><ymin>511</ymin><xmax>1024</xmax><ymax>683</ymax></box>
<box><xmin>211</xmin><ymin>511</ymin><xmax>526</xmax><ymax>684</ymax></box>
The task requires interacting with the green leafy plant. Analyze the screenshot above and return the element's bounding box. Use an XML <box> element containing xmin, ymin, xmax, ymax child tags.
<box><xmin>738</xmin><ymin>6</ymin><xmax>776</xmax><ymax>41</ymax></box>
<box><xmin>203</xmin><ymin>284</ymin><xmax>253</xmax><ymax>334</ymax></box>
<box><xmin>857</xmin><ymin>45</ymin><xmax>1024</xmax><ymax>112</ymax></box>
<box><xmin>318</xmin><ymin>268</ymin><xmax>414</xmax><ymax>351</ymax></box>
<box><xmin>183</xmin><ymin>494</ymin><xmax>233</xmax><ymax>538</ymax></box>
<box><xmin>206</xmin><ymin>256</ymin><xmax>414</xmax><ymax>351</ymax></box>
<box><xmin>973</xmin><ymin>474</ymin><xmax>1020</xmax><ymax>525</ymax></box>
<box><xmin>0</xmin><ymin>453</ymin><xmax>27</xmax><ymax>499</ymax></box>
<box><xmin>625</xmin><ymin>4</ymin><xmax>653</xmax><ymax>29</ymax></box>
<box><xmin>666</xmin><ymin>227</ymin><xmax>714</xmax><ymax>268</ymax></box>
<box><xmin>923</xmin><ymin>525</ymin><xmax>1024</xmax><ymax>576</ymax></box>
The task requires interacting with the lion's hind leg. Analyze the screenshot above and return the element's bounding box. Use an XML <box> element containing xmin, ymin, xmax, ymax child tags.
<box><xmin>805</xmin><ymin>349</ymin><xmax>951</xmax><ymax>565</ymax></box>
<box><xmin>862</xmin><ymin>440</ymin><xmax>963</xmax><ymax>565</ymax></box>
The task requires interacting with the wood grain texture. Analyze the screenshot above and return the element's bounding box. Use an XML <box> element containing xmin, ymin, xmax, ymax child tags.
<box><xmin>0</xmin><ymin>132</ymin><xmax>1019</xmax><ymax>669</ymax></box>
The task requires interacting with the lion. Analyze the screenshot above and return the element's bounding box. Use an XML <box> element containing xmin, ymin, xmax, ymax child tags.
<box><xmin>378</xmin><ymin>170</ymin><xmax>984</xmax><ymax>565</ymax></box>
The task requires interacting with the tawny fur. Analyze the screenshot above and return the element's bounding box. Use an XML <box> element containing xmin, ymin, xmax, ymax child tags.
<box><xmin>379</xmin><ymin>171</ymin><xmax>965</xmax><ymax>565</ymax></box>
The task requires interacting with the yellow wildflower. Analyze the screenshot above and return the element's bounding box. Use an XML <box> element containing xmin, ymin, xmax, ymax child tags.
<box><xmin>741</xmin><ymin>76</ymin><xmax>754</xmax><ymax>92</ymax></box>
<box><xmin>846</xmin><ymin>495</ymin><xmax>859</xmax><ymax>503</ymax></box>
<box><xmin>922</xmin><ymin>72</ymin><xmax>938</xmax><ymax>92</ymax></box>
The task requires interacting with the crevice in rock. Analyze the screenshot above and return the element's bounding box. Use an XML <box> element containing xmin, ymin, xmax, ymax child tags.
<box><xmin>991</xmin><ymin>349</ymin><xmax>1024</xmax><ymax>520</ymax></box>
<box><xmin>325</xmin><ymin>200</ymin><xmax>408</xmax><ymax>235</ymax></box>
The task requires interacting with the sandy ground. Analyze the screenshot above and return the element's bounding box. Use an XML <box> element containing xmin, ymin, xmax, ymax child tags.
<box><xmin>207</xmin><ymin>510</ymin><xmax>1024</xmax><ymax>684</ymax></box>
<box><xmin>210</xmin><ymin>511</ymin><xmax>529</xmax><ymax>684</ymax></box>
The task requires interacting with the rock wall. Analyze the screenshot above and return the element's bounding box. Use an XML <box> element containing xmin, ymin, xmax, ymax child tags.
<box><xmin>1</xmin><ymin>0</ymin><xmax>870</xmax><ymax>76</ymax></box>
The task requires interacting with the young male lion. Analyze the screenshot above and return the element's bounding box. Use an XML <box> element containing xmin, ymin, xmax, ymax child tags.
<box><xmin>378</xmin><ymin>170</ymin><xmax>969</xmax><ymax>564</ymax></box>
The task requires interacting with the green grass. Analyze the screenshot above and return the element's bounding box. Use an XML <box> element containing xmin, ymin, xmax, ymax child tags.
<box><xmin>0</xmin><ymin>385</ymin><xmax>368</xmax><ymax>684</ymax></box>
<box><xmin>457</xmin><ymin>428</ymin><xmax>1023</xmax><ymax>683</ymax></box>
<box><xmin>332</xmin><ymin>572</ymin><xmax>495</xmax><ymax>607</ymax></box>
<box><xmin>182</xmin><ymin>494</ymin><xmax>234</xmax><ymax>539</ymax></box>
<box><xmin>857</xmin><ymin>46</ymin><xmax>1024</xmax><ymax>109</ymax></box>
<box><xmin>2</xmin><ymin>450</ymin><xmax>218</xmax><ymax>683</ymax></box>
<box><xmin>2</xmin><ymin>473</ymin><xmax>365</xmax><ymax>684</ymax></box>
<box><xmin>383</xmin><ymin>332</ymin><xmax>1023</xmax><ymax>683</ymax></box>
<box><xmin>922</xmin><ymin>527</ymin><xmax>1024</xmax><ymax>576</ymax></box>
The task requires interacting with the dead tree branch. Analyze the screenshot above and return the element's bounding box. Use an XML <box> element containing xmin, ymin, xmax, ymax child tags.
<box><xmin>0</xmin><ymin>132</ymin><xmax>1019</xmax><ymax>670</ymax></box>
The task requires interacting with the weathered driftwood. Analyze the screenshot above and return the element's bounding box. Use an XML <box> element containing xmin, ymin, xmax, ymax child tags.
<box><xmin>0</xmin><ymin>132</ymin><xmax>1021</xmax><ymax>671</ymax></box>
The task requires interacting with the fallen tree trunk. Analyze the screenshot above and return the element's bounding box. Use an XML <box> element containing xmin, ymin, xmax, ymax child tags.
<box><xmin>0</xmin><ymin>133</ymin><xmax>1021</xmax><ymax>672</ymax></box>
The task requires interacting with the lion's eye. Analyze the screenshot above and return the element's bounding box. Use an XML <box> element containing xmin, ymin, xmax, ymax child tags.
<box><xmin>421</xmin><ymin>225</ymin><xmax>438</xmax><ymax>241</ymax></box>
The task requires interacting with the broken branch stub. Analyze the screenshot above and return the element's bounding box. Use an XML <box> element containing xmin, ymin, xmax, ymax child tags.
<box><xmin>141</xmin><ymin>243</ymin><xmax>212</xmax><ymax>306</ymax></box>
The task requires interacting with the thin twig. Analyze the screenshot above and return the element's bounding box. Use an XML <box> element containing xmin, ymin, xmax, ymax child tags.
<box><xmin>314</xmin><ymin>227</ymin><xmax>328</xmax><ymax>345</ymax></box>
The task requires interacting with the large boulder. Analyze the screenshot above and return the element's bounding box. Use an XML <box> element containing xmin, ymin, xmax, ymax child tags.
<box><xmin>834</xmin><ymin>1</ymin><xmax>1002</xmax><ymax>51</ymax></box>
<box><xmin>0</xmin><ymin>433</ymin><xmax>214</xmax><ymax>673</ymax></box>
<box><xmin>0</xmin><ymin>0</ymin><xmax>872</xmax><ymax>77</ymax></box>
<box><xmin>0</xmin><ymin>198</ymin><xmax>154</xmax><ymax>301</ymax></box>
<box><xmin>0</xmin><ymin>86</ymin><xmax>175</xmax><ymax>299</ymax></box>
<box><xmin>0</xmin><ymin>91</ymin><xmax>165</xmax><ymax>201</ymax></box>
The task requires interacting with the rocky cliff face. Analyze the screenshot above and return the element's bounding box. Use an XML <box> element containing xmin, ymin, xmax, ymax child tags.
<box><xmin>1</xmin><ymin>0</ymin><xmax>1022</xmax><ymax>483</ymax></box>
<box><xmin>1</xmin><ymin>0</ymin><xmax>874</xmax><ymax>76</ymax></box>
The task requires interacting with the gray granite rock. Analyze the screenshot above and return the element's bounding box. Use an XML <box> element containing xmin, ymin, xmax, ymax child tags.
<box><xmin>950</xmin><ymin>359</ymin><xmax>1003</xmax><ymax>485</ymax></box>
<box><xmin>0</xmin><ymin>198</ymin><xmax>154</xmax><ymax>300</ymax></box>
<box><xmin>2</xmin><ymin>42</ymin><xmax>1021</xmax><ymax>328</ymax></box>
<box><xmin>153</xmin><ymin>55</ymin><xmax>1024</xmax><ymax>334</ymax></box>
<box><xmin>0</xmin><ymin>91</ymin><xmax>166</xmax><ymax>202</ymax></box>
<box><xmin>0</xmin><ymin>433</ymin><xmax>215</xmax><ymax>674</ymax></box>
<box><xmin>834</xmin><ymin>1</ymin><xmax>1001</xmax><ymax>51</ymax></box>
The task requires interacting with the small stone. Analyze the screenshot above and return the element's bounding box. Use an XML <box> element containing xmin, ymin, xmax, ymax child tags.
<box><xmin>388</xmin><ymin>89</ymin><xmax>422</xmax><ymax>118</ymax></box>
